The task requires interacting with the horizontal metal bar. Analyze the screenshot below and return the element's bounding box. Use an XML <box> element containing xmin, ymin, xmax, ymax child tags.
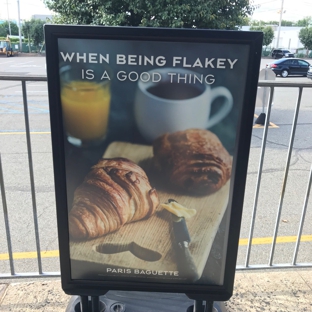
<box><xmin>0</xmin><ymin>272</ymin><xmax>60</xmax><ymax>279</ymax></box>
<box><xmin>1</xmin><ymin>263</ymin><xmax>311</xmax><ymax>278</ymax></box>
<box><xmin>0</xmin><ymin>75</ymin><xmax>47</xmax><ymax>81</ymax></box>
<box><xmin>0</xmin><ymin>75</ymin><xmax>312</xmax><ymax>88</ymax></box>
<box><xmin>236</xmin><ymin>263</ymin><xmax>312</xmax><ymax>270</ymax></box>
<box><xmin>258</xmin><ymin>80</ymin><xmax>312</xmax><ymax>87</ymax></box>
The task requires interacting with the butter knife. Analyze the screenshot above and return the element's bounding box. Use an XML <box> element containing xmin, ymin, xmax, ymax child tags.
<box><xmin>168</xmin><ymin>199</ymin><xmax>200</xmax><ymax>282</ymax></box>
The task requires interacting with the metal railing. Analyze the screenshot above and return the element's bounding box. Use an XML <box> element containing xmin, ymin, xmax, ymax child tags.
<box><xmin>238</xmin><ymin>80</ymin><xmax>312</xmax><ymax>270</ymax></box>
<box><xmin>0</xmin><ymin>75</ymin><xmax>311</xmax><ymax>279</ymax></box>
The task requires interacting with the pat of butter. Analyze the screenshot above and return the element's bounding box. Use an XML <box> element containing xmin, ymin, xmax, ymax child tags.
<box><xmin>161</xmin><ymin>201</ymin><xmax>197</xmax><ymax>219</ymax></box>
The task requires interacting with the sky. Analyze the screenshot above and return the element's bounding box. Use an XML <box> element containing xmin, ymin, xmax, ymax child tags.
<box><xmin>1</xmin><ymin>0</ymin><xmax>311</xmax><ymax>23</ymax></box>
<box><xmin>0</xmin><ymin>0</ymin><xmax>53</xmax><ymax>21</ymax></box>
<box><xmin>251</xmin><ymin>0</ymin><xmax>312</xmax><ymax>22</ymax></box>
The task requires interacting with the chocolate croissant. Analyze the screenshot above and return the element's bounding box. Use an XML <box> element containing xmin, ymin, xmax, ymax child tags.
<box><xmin>69</xmin><ymin>157</ymin><xmax>159</xmax><ymax>240</ymax></box>
<box><xmin>153</xmin><ymin>129</ymin><xmax>232</xmax><ymax>195</ymax></box>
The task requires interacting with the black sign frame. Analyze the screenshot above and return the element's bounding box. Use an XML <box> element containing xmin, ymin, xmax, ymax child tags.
<box><xmin>45</xmin><ymin>24</ymin><xmax>262</xmax><ymax>301</ymax></box>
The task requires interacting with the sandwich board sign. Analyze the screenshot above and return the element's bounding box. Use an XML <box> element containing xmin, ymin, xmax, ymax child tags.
<box><xmin>44</xmin><ymin>25</ymin><xmax>262</xmax><ymax>302</ymax></box>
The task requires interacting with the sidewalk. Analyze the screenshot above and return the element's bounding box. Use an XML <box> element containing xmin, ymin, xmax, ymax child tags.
<box><xmin>0</xmin><ymin>270</ymin><xmax>311</xmax><ymax>311</ymax></box>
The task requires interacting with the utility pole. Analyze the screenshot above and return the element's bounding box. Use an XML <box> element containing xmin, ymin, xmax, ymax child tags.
<box><xmin>17</xmin><ymin>0</ymin><xmax>22</xmax><ymax>52</ymax></box>
<box><xmin>6</xmin><ymin>1</ymin><xmax>12</xmax><ymax>35</ymax></box>
<box><xmin>276</xmin><ymin>0</ymin><xmax>284</xmax><ymax>48</ymax></box>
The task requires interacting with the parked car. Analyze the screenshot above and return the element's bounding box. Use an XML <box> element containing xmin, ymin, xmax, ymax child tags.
<box><xmin>271</xmin><ymin>49</ymin><xmax>294</xmax><ymax>59</ymax></box>
<box><xmin>266</xmin><ymin>58</ymin><xmax>311</xmax><ymax>77</ymax></box>
<box><xmin>307</xmin><ymin>66</ymin><xmax>312</xmax><ymax>80</ymax></box>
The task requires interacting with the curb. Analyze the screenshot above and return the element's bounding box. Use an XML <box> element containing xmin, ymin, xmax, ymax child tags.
<box><xmin>14</xmin><ymin>53</ymin><xmax>45</xmax><ymax>57</ymax></box>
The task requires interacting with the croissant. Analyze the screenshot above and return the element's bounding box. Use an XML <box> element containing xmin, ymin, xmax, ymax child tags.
<box><xmin>69</xmin><ymin>157</ymin><xmax>159</xmax><ymax>240</ymax></box>
<box><xmin>153</xmin><ymin>129</ymin><xmax>232</xmax><ymax>195</ymax></box>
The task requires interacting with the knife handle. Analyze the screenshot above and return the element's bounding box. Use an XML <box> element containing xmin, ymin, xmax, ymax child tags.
<box><xmin>176</xmin><ymin>243</ymin><xmax>200</xmax><ymax>282</ymax></box>
<box><xmin>173</xmin><ymin>219</ymin><xmax>191</xmax><ymax>243</ymax></box>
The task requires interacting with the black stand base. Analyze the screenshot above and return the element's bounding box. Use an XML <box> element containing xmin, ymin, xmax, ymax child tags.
<box><xmin>65</xmin><ymin>291</ymin><xmax>226</xmax><ymax>312</ymax></box>
<box><xmin>255</xmin><ymin>113</ymin><xmax>266</xmax><ymax>125</ymax></box>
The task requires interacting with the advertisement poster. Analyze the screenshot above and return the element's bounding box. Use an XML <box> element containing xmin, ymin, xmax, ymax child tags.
<box><xmin>56</xmin><ymin>36</ymin><xmax>250</xmax><ymax>287</ymax></box>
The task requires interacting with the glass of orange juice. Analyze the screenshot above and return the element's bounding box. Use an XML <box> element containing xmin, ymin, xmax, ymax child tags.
<box><xmin>60</xmin><ymin>64</ymin><xmax>111</xmax><ymax>147</ymax></box>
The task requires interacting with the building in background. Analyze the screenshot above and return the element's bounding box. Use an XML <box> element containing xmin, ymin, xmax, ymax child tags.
<box><xmin>242</xmin><ymin>26</ymin><xmax>304</xmax><ymax>52</ymax></box>
<box><xmin>31</xmin><ymin>14</ymin><xmax>53</xmax><ymax>21</ymax></box>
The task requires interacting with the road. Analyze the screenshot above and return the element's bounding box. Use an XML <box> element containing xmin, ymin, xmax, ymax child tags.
<box><xmin>0</xmin><ymin>56</ymin><xmax>311</xmax><ymax>275</ymax></box>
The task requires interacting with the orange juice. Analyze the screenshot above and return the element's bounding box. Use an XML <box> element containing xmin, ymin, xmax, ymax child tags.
<box><xmin>61</xmin><ymin>80</ymin><xmax>111</xmax><ymax>142</ymax></box>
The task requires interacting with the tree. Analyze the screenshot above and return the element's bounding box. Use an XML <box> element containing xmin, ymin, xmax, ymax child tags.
<box><xmin>296</xmin><ymin>16</ymin><xmax>312</xmax><ymax>27</ymax></box>
<box><xmin>264</xmin><ymin>20</ymin><xmax>294</xmax><ymax>26</ymax></box>
<box><xmin>45</xmin><ymin>0</ymin><xmax>254</xmax><ymax>30</ymax></box>
<box><xmin>22</xmin><ymin>19</ymin><xmax>45</xmax><ymax>51</ymax></box>
<box><xmin>22</xmin><ymin>21</ymin><xmax>32</xmax><ymax>53</ymax></box>
<box><xmin>262</xmin><ymin>26</ymin><xmax>274</xmax><ymax>47</ymax></box>
<box><xmin>299</xmin><ymin>27</ymin><xmax>312</xmax><ymax>56</ymax></box>
<box><xmin>250</xmin><ymin>25</ymin><xmax>274</xmax><ymax>47</ymax></box>
<box><xmin>0</xmin><ymin>21</ymin><xmax>19</xmax><ymax>37</ymax></box>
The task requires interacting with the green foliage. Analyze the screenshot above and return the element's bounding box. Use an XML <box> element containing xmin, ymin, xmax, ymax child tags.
<box><xmin>281</xmin><ymin>20</ymin><xmax>294</xmax><ymax>26</ymax></box>
<box><xmin>9</xmin><ymin>38</ymin><xmax>20</xmax><ymax>43</ymax></box>
<box><xmin>299</xmin><ymin>27</ymin><xmax>312</xmax><ymax>55</ymax></box>
<box><xmin>262</xmin><ymin>49</ymin><xmax>270</xmax><ymax>56</ymax></box>
<box><xmin>0</xmin><ymin>21</ymin><xmax>19</xmax><ymax>37</ymax></box>
<box><xmin>45</xmin><ymin>0</ymin><xmax>254</xmax><ymax>29</ymax></box>
<box><xmin>262</xmin><ymin>26</ymin><xmax>274</xmax><ymax>46</ymax></box>
<box><xmin>22</xmin><ymin>19</ymin><xmax>45</xmax><ymax>49</ymax></box>
<box><xmin>296</xmin><ymin>16</ymin><xmax>312</xmax><ymax>27</ymax></box>
<box><xmin>296</xmin><ymin>53</ymin><xmax>305</xmax><ymax>58</ymax></box>
<box><xmin>249</xmin><ymin>18</ymin><xmax>312</xmax><ymax>27</ymax></box>
<box><xmin>250</xmin><ymin>19</ymin><xmax>295</xmax><ymax>27</ymax></box>
<box><xmin>250</xmin><ymin>25</ymin><xmax>274</xmax><ymax>47</ymax></box>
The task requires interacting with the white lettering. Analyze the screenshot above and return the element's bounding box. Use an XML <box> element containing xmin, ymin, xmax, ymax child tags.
<box><xmin>60</xmin><ymin>52</ymin><xmax>75</xmax><ymax>62</ymax></box>
<box><xmin>76</xmin><ymin>53</ymin><xmax>86</xmax><ymax>63</ymax></box>
<box><xmin>140</xmin><ymin>72</ymin><xmax>150</xmax><ymax>82</ymax></box>
<box><xmin>89</xmin><ymin>53</ymin><xmax>97</xmax><ymax>63</ymax></box>
<box><xmin>193</xmin><ymin>58</ymin><xmax>203</xmax><ymax>68</ymax></box>
<box><xmin>101</xmin><ymin>70</ymin><xmax>110</xmax><ymax>80</ymax></box>
<box><xmin>217</xmin><ymin>58</ymin><xmax>226</xmax><ymax>68</ymax></box>
<box><xmin>205</xmin><ymin>58</ymin><xmax>215</xmax><ymax>68</ymax></box>
<box><xmin>117</xmin><ymin>71</ymin><xmax>127</xmax><ymax>81</ymax></box>
<box><xmin>168</xmin><ymin>72</ymin><xmax>176</xmax><ymax>83</ymax></box>
<box><xmin>155</xmin><ymin>56</ymin><xmax>166</xmax><ymax>66</ymax></box>
<box><xmin>116</xmin><ymin>54</ymin><xmax>126</xmax><ymax>65</ymax></box>
<box><xmin>128</xmin><ymin>71</ymin><xmax>139</xmax><ymax>82</ymax></box>
<box><xmin>128</xmin><ymin>55</ymin><xmax>137</xmax><ymax>65</ymax></box>
<box><xmin>182</xmin><ymin>57</ymin><xmax>192</xmax><ymax>68</ymax></box>
<box><xmin>227</xmin><ymin>58</ymin><xmax>238</xmax><ymax>69</ymax></box>
<box><xmin>99</xmin><ymin>54</ymin><xmax>109</xmax><ymax>64</ymax></box>
<box><xmin>205</xmin><ymin>74</ymin><xmax>215</xmax><ymax>84</ymax></box>
<box><xmin>177</xmin><ymin>74</ymin><xmax>187</xmax><ymax>83</ymax></box>
<box><xmin>152</xmin><ymin>72</ymin><xmax>161</xmax><ymax>82</ymax></box>
<box><xmin>85</xmin><ymin>69</ymin><xmax>94</xmax><ymax>80</ymax></box>
<box><xmin>173</xmin><ymin>57</ymin><xmax>182</xmax><ymax>67</ymax></box>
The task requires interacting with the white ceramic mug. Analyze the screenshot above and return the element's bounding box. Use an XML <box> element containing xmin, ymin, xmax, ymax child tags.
<box><xmin>134</xmin><ymin>67</ymin><xmax>233</xmax><ymax>142</ymax></box>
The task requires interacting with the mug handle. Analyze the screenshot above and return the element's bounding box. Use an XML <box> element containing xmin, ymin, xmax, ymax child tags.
<box><xmin>206</xmin><ymin>86</ymin><xmax>233</xmax><ymax>128</ymax></box>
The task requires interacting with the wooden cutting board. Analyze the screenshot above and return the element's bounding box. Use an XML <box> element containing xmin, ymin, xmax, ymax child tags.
<box><xmin>70</xmin><ymin>141</ymin><xmax>230</xmax><ymax>279</ymax></box>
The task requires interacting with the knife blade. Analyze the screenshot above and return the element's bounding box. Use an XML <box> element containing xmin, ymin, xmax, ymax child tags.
<box><xmin>168</xmin><ymin>199</ymin><xmax>200</xmax><ymax>282</ymax></box>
